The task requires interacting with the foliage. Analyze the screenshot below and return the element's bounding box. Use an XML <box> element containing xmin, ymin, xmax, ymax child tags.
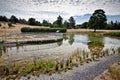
<box><xmin>9</xmin><ymin>15</ymin><xmax>18</xmax><ymax>23</ymax></box>
<box><xmin>36</xmin><ymin>61</ymin><xmax>43</xmax><ymax>69</ymax></box>
<box><xmin>45</xmin><ymin>61</ymin><xmax>55</xmax><ymax>72</ymax></box>
<box><xmin>63</xmin><ymin>20</ymin><xmax>69</xmax><ymax>29</ymax></box>
<box><xmin>3</xmin><ymin>65</ymin><xmax>9</xmax><ymax>75</ymax></box>
<box><xmin>81</xmin><ymin>22</ymin><xmax>88</xmax><ymax>28</ymax></box>
<box><xmin>28</xmin><ymin>18</ymin><xmax>36</xmax><ymax>25</ymax></box>
<box><xmin>18</xmin><ymin>18</ymin><xmax>28</xmax><ymax>24</ymax></box>
<box><xmin>69</xmin><ymin>16</ymin><xmax>76</xmax><ymax>29</ymax></box>
<box><xmin>107</xmin><ymin>21</ymin><xmax>120</xmax><ymax>30</ymax></box>
<box><xmin>88</xmin><ymin>9</ymin><xmax>107</xmax><ymax>32</ymax></box>
<box><xmin>21</xmin><ymin>27</ymin><xmax>66</xmax><ymax>33</ymax></box>
<box><xmin>0</xmin><ymin>16</ymin><xmax>8</xmax><ymax>22</ymax></box>
<box><xmin>52</xmin><ymin>16</ymin><xmax>63</xmax><ymax>28</ymax></box>
<box><xmin>28</xmin><ymin>18</ymin><xmax>42</xmax><ymax>26</ymax></box>
<box><xmin>25</xmin><ymin>64</ymin><xmax>34</xmax><ymax>73</ymax></box>
<box><xmin>8</xmin><ymin>22</ymin><xmax>12</xmax><ymax>28</ymax></box>
<box><xmin>13</xmin><ymin>67</ymin><xmax>19</xmax><ymax>74</ymax></box>
<box><xmin>42</xmin><ymin>20</ymin><xmax>51</xmax><ymax>27</ymax></box>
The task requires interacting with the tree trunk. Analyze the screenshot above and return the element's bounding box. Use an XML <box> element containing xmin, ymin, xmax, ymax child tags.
<box><xmin>94</xmin><ymin>28</ymin><xmax>96</xmax><ymax>32</ymax></box>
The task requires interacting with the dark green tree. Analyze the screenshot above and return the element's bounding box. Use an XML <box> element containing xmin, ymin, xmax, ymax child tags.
<box><xmin>69</xmin><ymin>16</ymin><xmax>75</xmax><ymax>29</ymax></box>
<box><xmin>42</xmin><ymin>20</ymin><xmax>50</xmax><ymax>26</ymax></box>
<box><xmin>63</xmin><ymin>20</ymin><xmax>69</xmax><ymax>28</ymax></box>
<box><xmin>81</xmin><ymin>22</ymin><xmax>88</xmax><ymax>28</ymax></box>
<box><xmin>56</xmin><ymin>15</ymin><xmax>63</xmax><ymax>27</ymax></box>
<box><xmin>9</xmin><ymin>15</ymin><xmax>18</xmax><ymax>23</ymax></box>
<box><xmin>28</xmin><ymin>18</ymin><xmax>36</xmax><ymax>25</ymax></box>
<box><xmin>0</xmin><ymin>16</ymin><xmax>8</xmax><ymax>22</ymax></box>
<box><xmin>18</xmin><ymin>18</ymin><xmax>28</xmax><ymax>24</ymax></box>
<box><xmin>88</xmin><ymin>9</ymin><xmax>107</xmax><ymax>32</ymax></box>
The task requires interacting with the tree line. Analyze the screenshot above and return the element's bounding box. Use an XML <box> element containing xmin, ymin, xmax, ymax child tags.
<box><xmin>0</xmin><ymin>15</ymin><xmax>76</xmax><ymax>29</ymax></box>
<box><xmin>0</xmin><ymin>9</ymin><xmax>120</xmax><ymax>31</ymax></box>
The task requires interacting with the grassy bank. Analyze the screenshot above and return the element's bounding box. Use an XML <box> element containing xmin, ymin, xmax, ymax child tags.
<box><xmin>21</xmin><ymin>27</ymin><xmax>66</xmax><ymax>33</ymax></box>
<box><xmin>104</xmin><ymin>32</ymin><xmax>120</xmax><ymax>37</ymax></box>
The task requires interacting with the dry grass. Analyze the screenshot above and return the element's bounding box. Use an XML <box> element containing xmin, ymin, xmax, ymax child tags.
<box><xmin>94</xmin><ymin>61</ymin><xmax>120</xmax><ymax>80</ymax></box>
<box><xmin>0</xmin><ymin>22</ymin><xmax>49</xmax><ymax>36</ymax></box>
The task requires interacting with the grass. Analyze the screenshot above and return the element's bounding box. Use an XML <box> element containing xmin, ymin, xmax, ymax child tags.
<box><xmin>108</xmin><ymin>63</ymin><xmax>120</xmax><ymax>80</ymax></box>
<box><xmin>36</xmin><ymin>61</ymin><xmax>43</xmax><ymax>69</ymax></box>
<box><xmin>25</xmin><ymin>64</ymin><xmax>35</xmax><ymax>73</ymax></box>
<box><xmin>104</xmin><ymin>32</ymin><xmax>120</xmax><ymax>37</ymax></box>
<box><xmin>0</xmin><ymin>46</ymin><xmax>120</xmax><ymax>78</ymax></box>
<box><xmin>3</xmin><ymin>65</ymin><xmax>9</xmax><ymax>75</ymax></box>
<box><xmin>13</xmin><ymin>67</ymin><xmax>19</xmax><ymax>74</ymax></box>
<box><xmin>118</xmin><ymin>47</ymin><xmax>120</xmax><ymax>54</ymax></box>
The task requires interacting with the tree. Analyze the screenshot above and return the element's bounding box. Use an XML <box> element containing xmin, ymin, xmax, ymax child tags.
<box><xmin>18</xmin><ymin>18</ymin><xmax>28</xmax><ymax>24</ymax></box>
<box><xmin>28</xmin><ymin>18</ymin><xmax>36</xmax><ymax>25</ymax></box>
<box><xmin>88</xmin><ymin>9</ymin><xmax>107</xmax><ymax>32</ymax></box>
<box><xmin>9</xmin><ymin>15</ymin><xmax>18</xmax><ymax>23</ymax></box>
<box><xmin>81</xmin><ymin>22</ymin><xmax>88</xmax><ymax>28</ymax></box>
<box><xmin>56</xmin><ymin>15</ymin><xmax>63</xmax><ymax>27</ymax></box>
<box><xmin>69</xmin><ymin>16</ymin><xmax>75</xmax><ymax>29</ymax></box>
<box><xmin>0</xmin><ymin>16</ymin><xmax>8</xmax><ymax>22</ymax></box>
<box><xmin>42</xmin><ymin>20</ymin><xmax>50</xmax><ymax>26</ymax></box>
<box><xmin>63</xmin><ymin>20</ymin><xmax>69</xmax><ymax>28</ymax></box>
<box><xmin>52</xmin><ymin>16</ymin><xmax>63</xmax><ymax>28</ymax></box>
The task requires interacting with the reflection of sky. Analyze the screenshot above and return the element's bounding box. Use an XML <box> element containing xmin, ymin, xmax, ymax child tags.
<box><xmin>74</xmin><ymin>34</ymin><xmax>88</xmax><ymax>45</ymax></box>
<box><xmin>104</xmin><ymin>37</ymin><xmax>120</xmax><ymax>48</ymax></box>
<box><xmin>0</xmin><ymin>0</ymin><xmax>120</xmax><ymax>23</ymax></box>
<box><xmin>2</xmin><ymin>34</ymin><xmax>120</xmax><ymax>61</ymax></box>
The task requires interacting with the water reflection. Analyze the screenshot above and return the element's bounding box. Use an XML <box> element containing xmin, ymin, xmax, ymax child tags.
<box><xmin>87</xmin><ymin>34</ymin><xmax>104</xmax><ymax>60</ymax></box>
<box><xmin>0</xmin><ymin>33</ymin><xmax>120</xmax><ymax>65</ymax></box>
<box><xmin>68</xmin><ymin>34</ymin><xmax>75</xmax><ymax>45</ymax></box>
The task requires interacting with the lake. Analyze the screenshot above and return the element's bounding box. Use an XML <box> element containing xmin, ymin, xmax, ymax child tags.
<box><xmin>0</xmin><ymin>33</ymin><xmax>120</xmax><ymax>78</ymax></box>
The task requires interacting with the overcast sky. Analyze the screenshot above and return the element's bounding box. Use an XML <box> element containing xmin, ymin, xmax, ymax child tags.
<box><xmin>0</xmin><ymin>0</ymin><xmax>120</xmax><ymax>22</ymax></box>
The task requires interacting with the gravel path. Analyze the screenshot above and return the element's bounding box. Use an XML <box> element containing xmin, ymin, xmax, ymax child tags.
<box><xmin>19</xmin><ymin>54</ymin><xmax>120</xmax><ymax>80</ymax></box>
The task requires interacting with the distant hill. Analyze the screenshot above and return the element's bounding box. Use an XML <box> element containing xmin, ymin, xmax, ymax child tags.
<box><xmin>74</xmin><ymin>14</ymin><xmax>120</xmax><ymax>24</ymax></box>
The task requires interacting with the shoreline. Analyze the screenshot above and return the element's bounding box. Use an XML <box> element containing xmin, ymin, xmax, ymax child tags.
<box><xmin>18</xmin><ymin>54</ymin><xmax>120</xmax><ymax>80</ymax></box>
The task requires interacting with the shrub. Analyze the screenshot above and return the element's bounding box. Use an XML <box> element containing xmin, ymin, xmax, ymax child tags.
<box><xmin>21</xmin><ymin>27</ymin><xmax>66</xmax><ymax>33</ymax></box>
<box><xmin>8</xmin><ymin>23</ymin><xmax>12</xmax><ymax>28</ymax></box>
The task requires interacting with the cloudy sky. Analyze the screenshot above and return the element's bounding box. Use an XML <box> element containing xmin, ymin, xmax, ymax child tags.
<box><xmin>0</xmin><ymin>0</ymin><xmax>120</xmax><ymax>23</ymax></box>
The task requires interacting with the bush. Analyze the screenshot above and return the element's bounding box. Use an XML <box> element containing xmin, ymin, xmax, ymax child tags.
<box><xmin>21</xmin><ymin>27</ymin><xmax>66</xmax><ymax>33</ymax></box>
<box><xmin>8</xmin><ymin>23</ymin><xmax>12</xmax><ymax>28</ymax></box>
<box><xmin>0</xmin><ymin>23</ymin><xmax>1</xmax><ymax>27</ymax></box>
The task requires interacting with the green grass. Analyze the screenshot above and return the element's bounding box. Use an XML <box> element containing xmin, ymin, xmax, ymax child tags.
<box><xmin>25</xmin><ymin>64</ymin><xmax>34</xmax><ymax>73</ymax></box>
<box><xmin>3</xmin><ymin>65</ymin><xmax>9</xmax><ymax>75</ymax></box>
<box><xmin>44</xmin><ymin>61</ymin><xmax>55</xmax><ymax>73</ymax></box>
<box><xmin>118</xmin><ymin>47</ymin><xmax>120</xmax><ymax>54</ymax></box>
<box><xmin>36</xmin><ymin>61</ymin><xmax>43</xmax><ymax>69</ymax></box>
<box><xmin>104</xmin><ymin>32</ymin><xmax>120</xmax><ymax>37</ymax></box>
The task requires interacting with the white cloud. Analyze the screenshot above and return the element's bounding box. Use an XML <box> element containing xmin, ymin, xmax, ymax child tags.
<box><xmin>0</xmin><ymin>0</ymin><xmax>120</xmax><ymax>22</ymax></box>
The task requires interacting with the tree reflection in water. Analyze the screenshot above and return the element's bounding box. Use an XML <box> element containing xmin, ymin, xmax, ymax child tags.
<box><xmin>87</xmin><ymin>34</ymin><xmax>104</xmax><ymax>61</ymax></box>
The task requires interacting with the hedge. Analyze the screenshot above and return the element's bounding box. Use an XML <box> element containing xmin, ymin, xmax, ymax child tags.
<box><xmin>21</xmin><ymin>27</ymin><xmax>66</xmax><ymax>33</ymax></box>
